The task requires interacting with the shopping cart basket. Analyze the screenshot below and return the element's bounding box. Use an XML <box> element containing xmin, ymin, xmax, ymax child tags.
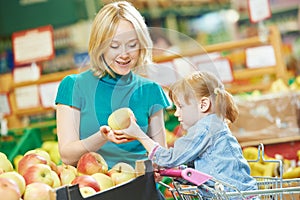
<box><xmin>158</xmin><ymin>144</ymin><xmax>300</xmax><ymax>200</ymax></box>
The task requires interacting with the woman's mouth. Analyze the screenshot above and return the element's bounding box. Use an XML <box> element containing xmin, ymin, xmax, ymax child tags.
<box><xmin>116</xmin><ymin>60</ymin><xmax>131</xmax><ymax>66</ymax></box>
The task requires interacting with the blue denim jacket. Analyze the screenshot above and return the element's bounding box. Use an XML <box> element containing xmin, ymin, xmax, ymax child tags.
<box><xmin>152</xmin><ymin>114</ymin><xmax>258</xmax><ymax>192</ymax></box>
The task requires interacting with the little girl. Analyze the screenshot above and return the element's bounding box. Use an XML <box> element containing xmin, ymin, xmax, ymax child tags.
<box><xmin>111</xmin><ymin>71</ymin><xmax>258</xmax><ymax>198</ymax></box>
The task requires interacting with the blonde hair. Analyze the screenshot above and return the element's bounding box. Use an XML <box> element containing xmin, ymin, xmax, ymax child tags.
<box><xmin>88</xmin><ymin>1</ymin><xmax>153</xmax><ymax>77</ymax></box>
<box><xmin>169</xmin><ymin>71</ymin><xmax>239</xmax><ymax>123</ymax></box>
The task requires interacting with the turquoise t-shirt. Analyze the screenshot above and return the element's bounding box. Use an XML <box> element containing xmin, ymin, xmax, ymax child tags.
<box><xmin>55</xmin><ymin>69</ymin><xmax>170</xmax><ymax>168</ymax></box>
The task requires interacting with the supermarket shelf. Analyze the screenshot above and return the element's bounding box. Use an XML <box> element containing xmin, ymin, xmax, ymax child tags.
<box><xmin>239</xmin><ymin>135</ymin><xmax>300</xmax><ymax>147</ymax></box>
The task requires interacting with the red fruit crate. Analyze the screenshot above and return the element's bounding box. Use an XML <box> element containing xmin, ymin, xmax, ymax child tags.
<box><xmin>56</xmin><ymin>160</ymin><xmax>161</xmax><ymax>200</ymax></box>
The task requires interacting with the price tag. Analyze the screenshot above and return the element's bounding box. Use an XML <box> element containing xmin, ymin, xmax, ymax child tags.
<box><xmin>13</xmin><ymin>62</ymin><xmax>41</xmax><ymax>83</ymax></box>
<box><xmin>12</xmin><ymin>25</ymin><xmax>55</xmax><ymax>66</ymax></box>
<box><xmin>248</xmin><ymin>0</ymin><xmax>272</xmax><ymax>23</ymax></box>
<box><xmin>0</xmin><ymin>93</ymin><xmax>11</xmax><ymax>115</ymax></box>
<box><xmin>197</xmin><ymin>58</ymin><xmax>234</xmax><ymax>83</ymax></box>
<box><xmin>246</xmin><ymin>45</ymin><xmax>276</xmax><ymax>68</ymax></box>
<box><xmin>39</xmin><ymin>81</ymin><xmax>60</xmax><ymax>108</ymax></box>
<box><xmin>15</xmin><ymin>85</ymin><xmax>40</xmax><ymax>109</ymax></box>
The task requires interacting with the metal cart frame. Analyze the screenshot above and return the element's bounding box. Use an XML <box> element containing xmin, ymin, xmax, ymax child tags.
<box><xmin>159</xmin><ymin>144</ymin><xmax>300</xmax><ymax>200</ymax></box>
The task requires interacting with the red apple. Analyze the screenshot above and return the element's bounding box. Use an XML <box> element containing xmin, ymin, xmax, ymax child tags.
<box><xmin>91</xmin><ymin>172</ymin><xmax>114</xmax><ymax>190</ymax></box>
<box><xmin>0</xmin><ymin>171</ymin><xmax>26</xmax><ymax>195</ymax></box>
<box><xmin>77</xmin><ymin>152</ymin><xmax>108</xmax><ymax>175</ymax></box>
<box><xmin>24</xmin><ymin>149</ymin><xmax>51</xmax><ymax>165</ymax></box>
<box><xmin>0</xmin><ymin>177</ymin><xmax>21</xmax><ymax>200</ymax></box>
<box><xmin>23</xmin><ymin>182</ymin><xmax>56</xmax><ymax>200</ymax></box>
<box><xmin>22</xmin><ymin>163</ymin><xmax>54</xmax><ymax>186</ymax></box>
<box><xmin>71</xmin><ymin>175</ymin><xmax>100</xmax><ymax>192</ymax></box>
<box><xmin>108</xmin><ymin>162</ymin><xmax>136</xmax><ymax>185</ymax></box>
<box><xmin>18</xmin><ymin>153</ymin><xmax>47</xmax><ymax>176</ymax></box>
<box><xmin>58</xmin><ymin>164</ymin><xmax>78</xmax><ymax>186</ymax></box>
<box><xmin>79</xmin><ymin>186</ymin><xmax>97</xmax><ymax>198</ymax></box>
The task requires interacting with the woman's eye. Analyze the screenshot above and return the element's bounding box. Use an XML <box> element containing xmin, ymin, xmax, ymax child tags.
<box><xmin>128</xmin><ymin>43</ymin><xmax>137</xmax><ymax>48</ymax></box>
<box><xmin>110</xmin><ymin>43</ymin><xmax>119</xmax><ymax>49</ymax></box>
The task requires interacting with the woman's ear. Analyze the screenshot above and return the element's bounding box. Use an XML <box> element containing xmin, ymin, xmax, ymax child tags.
<box><xmin>199</xmin><ymin>97</ymin><xmax>210</xmax><ymax>112</ymax></box>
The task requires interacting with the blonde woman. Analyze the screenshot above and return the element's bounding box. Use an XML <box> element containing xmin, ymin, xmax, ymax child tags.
<box><xmin>55</xmin><ymin>1</ymin><xmax>170</xmax><ymax>171</ymax></box>
<box><xmin>117</xmin><ymin>71</ymin><xmax>258</xmax><ymax>198</ymax></box>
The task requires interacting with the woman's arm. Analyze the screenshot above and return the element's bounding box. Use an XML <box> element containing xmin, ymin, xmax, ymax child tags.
<box><xmin>56</xmin><ymin>104</ymin><xmax>108</xmax><ymax>166</ymax></box>
<box><xmin>147</xmin><ymin>110</ymin><xmax>167</xmax><ymax>148</ymax></box>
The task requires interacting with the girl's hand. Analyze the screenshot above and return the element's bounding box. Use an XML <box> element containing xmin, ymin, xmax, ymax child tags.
<box><xmin>100</xmin><ymin>125</ymin><xmax>131</xmax><ymax>144</ymax></box>
<box><xmin>114</xmin><ymin>116</ymin><xmax>145</xmax><ymax>140</ymax></box>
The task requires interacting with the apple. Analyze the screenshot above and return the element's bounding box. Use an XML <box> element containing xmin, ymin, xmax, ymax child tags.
<box><xmin>58</xmin><ymin>164</ymin><xmax>78</xmax><ymax>185</ymax></box>
<box><xmin>77</xmin><ymin>152</ymin><xmax>108</xmax><ymax>175</ymax></box>
<box><xmin>0</xmin><ymin>171</ymin><xmax>26</xmax><ymax>195</ymax></box>
<box><xmin>13</xmin><ymin>154</ymin><xmax>23</xmax><ymax>171</ymax></box>
<box><xmin>22</xmin><ymin>163</ymin><xmax>54</xmax><ymax>186</ymax></box>
<box><xmin>18</xmin><ymin>153</ymin><xmax>47</xmax><ymax>176</ymax></box>
<box><xmin>50</xmin><ymin>170</ymin><xmax>61</xmax><ymax>188</ymax></box>
<box><xmin>0</xmin><ymin>177</ymin><xmax>21</xmax><ymax>200</ymax></box>
<box><xmin>79</xmin><ymin>186</ymin><xmax>97</xmax><ymax>198</ymax></box>
<box><xmin>24</xmin><ymin>149</ymin><xmax>52</xmax><ymax>165</ymax></box>
<box><xmin>91</xmin><ymin>172</ymin><xmax>114</xmax><ymax>190</ymax></box>
<box><xmin>0</xmin><ymin>154</ymin><xmax>13</xmax><ymax>172</ymax></box>
<box><xmin>23</xmin><ymin>182</ymin><xmax>56</xmax><ymax>200</ymax></box>
<box><xmin>41</xmin><ymin>141</ymin><xmax>61</xmax><ymax>165</ymax></box>
<box><xmin>108</xmin><ymin>107</ymin><xmax>135</xmax><ymax>130</ymax></box>
<box><xmin>108</xmin><ymin>162</ymin><xmax>136</xmax><ymax>185</ymax></box>
<box><xmin>71</xmin><ymin>175</ymin><xmax>100</xmax><ymax>192</ymax></box>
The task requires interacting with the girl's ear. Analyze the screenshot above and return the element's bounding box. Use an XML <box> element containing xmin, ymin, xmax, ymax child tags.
<box><xmin>199</xmin><ymin>97</ymin><xmax>210</xmax><ymax>112</ymax></box>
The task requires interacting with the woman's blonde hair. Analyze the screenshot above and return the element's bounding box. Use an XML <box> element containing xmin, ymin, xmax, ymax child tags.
<box><xmin>88</xmin><ymin>1</ymin><xmax>153</xmax><ymax>77</ymax></box>
<box><xmin>169</xmin><ymin>71</ymin><xmax>239</xmax><ymax>123</ymax></box>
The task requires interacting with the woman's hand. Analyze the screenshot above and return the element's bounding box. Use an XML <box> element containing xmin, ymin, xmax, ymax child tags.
<box><xmin>100</xmin><ymin>125</ymin><xmax>132</xmax><ymax>144</ymax></box>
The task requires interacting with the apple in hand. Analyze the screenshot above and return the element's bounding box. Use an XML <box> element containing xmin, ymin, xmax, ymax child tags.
<box><xmin>23</xmin><ymin>182</ymin><xmax>56</xmax><ymax>200</ymax></box>
<box><xmin>18</xmin><ymin>153</ymin><xmax>47</xmax><ymax>176</ymax></box>
<box><xmin>0</xmin><ymin>177</ymin><xmax>21</xmax><ymax>200</ymax></box>
<box><xmin>91</xmin><ymin>172</ymin><xmax>114</xmax><ymax>190</ymax></box>
<box><xmin>108</xmin><ymin>107</ymin><xmax>135</xmax><ymax>130</ymax></box>
<box><xmin>79</xmin><ymin>186</ymin><xmax>97</xmax><ymax>198</ymax></box>
<box><xmin>77</xmin><ymin>152</ymin><xmax>108</xmax><ymax>175</ymax></box>
<box><xmin>108</xmin><ymin>162</ymin><xmax>136</xmax><ymax>185</ymax></box>
<box><xmin>71</xmin><ymin>175</ymin><xmax>100</xmax><ymax>192</ymax></box>
<box><xmin>58</xmin><ymin>164</ymin><xmax>78</xmax><ymax>185</ymax></box>
<box><xmin>0</xmin><ymin>171</ymin><xmax>26</xmax><ymax>195</ymax></box>
<box><xmin>22</xmin><ymin>163</ymin><xmax>54</xmax><ymax>186</ymax></box>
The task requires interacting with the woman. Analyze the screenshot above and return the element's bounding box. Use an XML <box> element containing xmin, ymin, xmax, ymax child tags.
<box><xmin>55</xmin><ymin>1</ymin><xmax>170</xmax><ymax>169</ymax></box>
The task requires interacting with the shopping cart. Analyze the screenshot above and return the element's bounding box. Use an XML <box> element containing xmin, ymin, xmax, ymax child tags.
<box><xmin>158</xmin><ymin>144</ymin><xmax>300</xmax><ymax>200</ymax></box>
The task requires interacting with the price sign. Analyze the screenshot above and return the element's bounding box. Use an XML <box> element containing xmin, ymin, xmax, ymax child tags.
<box><xmin>248</xmin><ymin>0</ymin><xmax>272</xmax><ymax>23</ymax></box>
<box><xmin>12</xmin><ymin>25</ymin><xmax>55</xmax><ymax>66</ymax></box>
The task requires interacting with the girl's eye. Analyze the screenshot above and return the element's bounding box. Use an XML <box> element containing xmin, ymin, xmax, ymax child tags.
<box><xmin>110</xmin><ymin>42</ymin><xmax>119</xmax><ymax>49</ymax></box>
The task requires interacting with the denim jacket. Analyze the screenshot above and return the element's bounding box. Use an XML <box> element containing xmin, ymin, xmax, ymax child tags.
<box><xmin>152</xmin><ymin>114</ymin><xmax>258</xmax><ymax>192</ymax></box>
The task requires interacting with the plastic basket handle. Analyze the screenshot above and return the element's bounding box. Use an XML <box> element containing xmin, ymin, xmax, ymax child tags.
<box><xmin>181</xmin><ymin>168</ymin><xmax>212</xmax><ymax>186</ymax></box>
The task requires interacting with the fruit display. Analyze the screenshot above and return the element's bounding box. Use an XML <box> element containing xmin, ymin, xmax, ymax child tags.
<box><xmin>0</xmin><ymin>147</ymin><xmax>138</xmax><ymax>200</ymax></box>
<box><xmin>242</xmin><ymin>146</ymin><xmax>300</xmax><ymax>179</ymax></box>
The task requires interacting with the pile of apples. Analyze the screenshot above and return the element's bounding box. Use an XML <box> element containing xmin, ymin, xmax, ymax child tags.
<box><xmin>0</xmin><ymin>149</ymin><xmax>137</xmax><ymax>200</ymax></box>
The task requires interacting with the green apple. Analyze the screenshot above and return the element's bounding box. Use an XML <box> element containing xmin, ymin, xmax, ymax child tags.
<box><xmin>107</xmin><ymin>162</ymin><xmax>136</xmax><ymax>185</ymax></box>
<box><xmin>91</xmin><ymin>172</ymin><xmax>114</xmax><ymax>191</ymax></box>
<box><xmin>108</xmin><ymin>108</ymin><xmax>135</xmax><ymax>130</ymax></box>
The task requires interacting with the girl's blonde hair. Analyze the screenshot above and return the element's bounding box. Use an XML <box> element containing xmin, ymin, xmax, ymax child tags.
<box><xmin>169</xmin><ymin>71</ymin><xmax>239</xmax><ymax>123</ymax></box>
<box><xmin>88</xmin><ymin>1</ymin><xmax>153</xmax><ymax>77</ymax></box>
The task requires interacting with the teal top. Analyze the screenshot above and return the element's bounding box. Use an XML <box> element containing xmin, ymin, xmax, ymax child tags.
<box><xmin>55</xmin><ymin>69</ymin><xmax>170</xmax><ymax>168</ymax></box>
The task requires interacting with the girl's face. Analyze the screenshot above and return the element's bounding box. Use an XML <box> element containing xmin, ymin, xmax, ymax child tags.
<box><xmin>173</xmin><ymin>96</ymin><xmax>202</xmax><ymax>130</ymax></box>
<box><xmin>103</xmin><ymin>19</ymin><xmax>140</xmax><ymax>75</ymax></box>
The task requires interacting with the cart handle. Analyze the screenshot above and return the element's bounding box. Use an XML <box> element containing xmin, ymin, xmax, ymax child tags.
<box><xmin>159</xmin><ymin>168</ymin><xmax>212</xmax><ymax>186</ymax></box>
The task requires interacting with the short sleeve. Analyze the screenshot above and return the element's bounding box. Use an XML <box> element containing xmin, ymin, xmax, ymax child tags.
<box><xmin>148</xmin><ymin>82</ymin><xmax>171</xmax><ymax>116</ymax></box>
<box><xmin>55</xmin><ymin>74</ymin><xmax>80</xmax><ymax>108</ymax></box>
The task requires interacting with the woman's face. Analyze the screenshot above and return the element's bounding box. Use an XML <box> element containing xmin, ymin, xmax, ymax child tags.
<box><xmin>103</xmin><ymin>19</ymin><xmax>140</xmax><ymax>75</ymax></box>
